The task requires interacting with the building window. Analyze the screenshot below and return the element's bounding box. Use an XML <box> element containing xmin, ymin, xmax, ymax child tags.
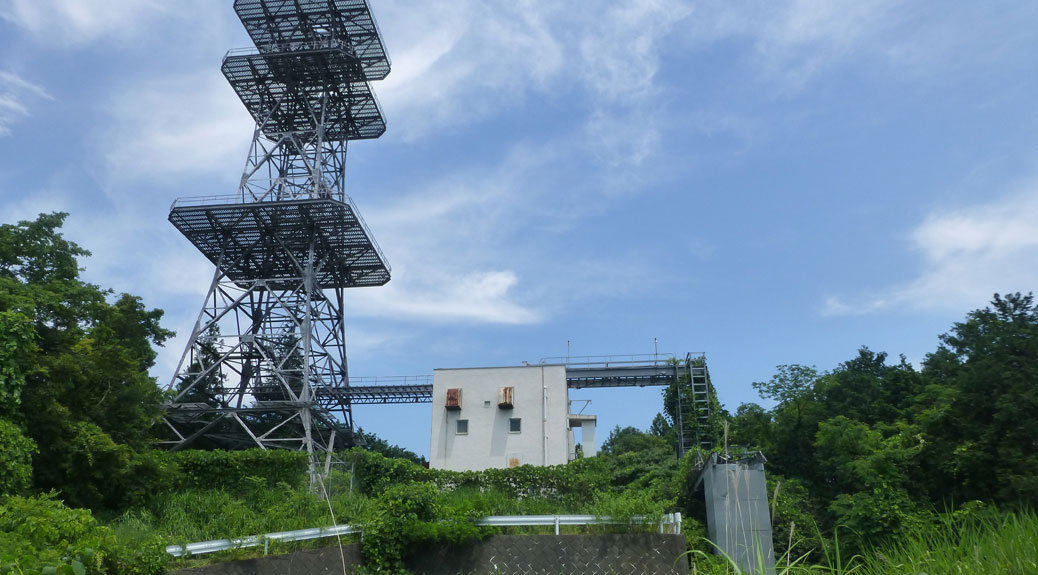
<box><xmin>484</xmin><ymin>400</ymin><xmax>492</xmax><ymax>408</ymax></box>
<box><xmin>509</xmin><ymin>418</ymin><xmax>521</xmax><ymax>433</ymax></box>
<box><xmin>456</xmin><ymin>419</ymin><xmax>468</xmax><ymax>434</ymax></box>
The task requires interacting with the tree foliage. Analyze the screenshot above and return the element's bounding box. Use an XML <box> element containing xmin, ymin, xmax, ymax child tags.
<box><xmin>919</xmin><ymin>292</ymin><xmax>1038</xmax><ymax>504</ymax></box>
<box><xmin>0</xmin><ymin>493</ymin><xmax>168</xmax><ymax>575</ymax></box>
<box><xmin>356</xmin><ymin>427</ymin><xmax>426</xmax><ymax>465</ymax></box>
<box><xmin>0</xmin><ymin>213</ymin><xmax>172</xmax><ymax>511</ymax></box>
<box><xmin>728</xmin><ymin>292</ymin><xmax>1038</xmax><ymax>554</ymax></box>
<box><xmin>0</xmin><ymin>420</ymin><xmax>36</xmax><ymax>496</ymax></box>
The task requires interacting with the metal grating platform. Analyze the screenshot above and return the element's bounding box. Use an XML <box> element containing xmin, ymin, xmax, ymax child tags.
<box><xmin>234</xmin><ymin>0</ymin><xmax>390</xmax><ymax>81</ymax></box>
<box><xmin>222</xmin><ymin>47</ymin><xmax>385</xmax><ymax>141</ymax></box>
<box><xmin>169</xmin><ymin>198</ymin><xmax>390</xmax><ymax>289</ymax></box>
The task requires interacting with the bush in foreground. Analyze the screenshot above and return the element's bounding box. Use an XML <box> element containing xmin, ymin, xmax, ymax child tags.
<box><xmin>0</xmin><ymin>494</ymin><xmax>167</xmax><ymax>575</ymax></box>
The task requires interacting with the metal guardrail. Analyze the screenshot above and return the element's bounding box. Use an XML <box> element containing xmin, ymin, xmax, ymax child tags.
<box><xmin>541</xmin><ymin>353</ymin><xmax>679</xmax><ymax>368</ymax></box>
<box><xmin>165</xmin><ymin>524</ymin><xmax>358</xmax><ymax>558</ymax></box>
<box><xmin>477</xmin><ymin>513</ymin><xmax>683</xmax><ymax>535</ymax></box>
<box><xmin>349</xmin><ymin>375</ymin><xmax>433</xmax><ymax>386</ymax></box>
<box><xmin>165</xmin><ymin>513</ymin><xmax>682</xmax><ymax>557</ymax></box>
<box><xmin>225</xmin><ymin>37</ymin><xmax>358</xmax><ymax>58</ymax></box>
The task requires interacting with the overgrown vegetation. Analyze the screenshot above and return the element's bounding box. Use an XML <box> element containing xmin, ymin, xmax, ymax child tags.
<box><xmin>719</xmin><ymin>292</ymin><xmax>1038</xmax><ymax>559</ymax></box>
<box><xmin>1</xmin><ymin>212</ymin><xmax>1036</xmax><ymax>574</ymax></box>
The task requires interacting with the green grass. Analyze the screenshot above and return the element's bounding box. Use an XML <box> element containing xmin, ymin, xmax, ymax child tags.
<box><xmin>858</xmin><ymin>510</ymin><xmax>1038</xmax><ymax>575</ymax></box>
<box><xmin>688</xmin><ymin>510</ymin><xmax>1037</xmax><ymax>575</ymax></box>
<box><xmin>109</xmin><ymin>475</ymin><xmax>374</xmax><ymax>545</ymax></box>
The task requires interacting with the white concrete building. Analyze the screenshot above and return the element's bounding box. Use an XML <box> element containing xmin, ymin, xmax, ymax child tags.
<box><xmin>429</xmin><ymin>364</ymin><xmax>597</xmax><ymax>471</ymax></box>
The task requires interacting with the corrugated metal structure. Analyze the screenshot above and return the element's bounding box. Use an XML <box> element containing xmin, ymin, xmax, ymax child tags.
<box><xmin>697</xmin><ymin>452</ymin><xmax>775</xmax><ymax>575</ymax></box>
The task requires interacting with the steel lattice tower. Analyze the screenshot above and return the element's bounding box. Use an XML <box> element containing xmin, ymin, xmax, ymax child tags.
<box><xmin>161</xmin><ymin>0</ymin><xmax>391</xmax><ymax>476</ymax></box>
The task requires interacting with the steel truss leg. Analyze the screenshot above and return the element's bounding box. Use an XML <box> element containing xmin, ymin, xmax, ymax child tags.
<box><xmin>162</xmin><ymin>240</ymin><xmax>353</xmax><ymax>486</ymax></box>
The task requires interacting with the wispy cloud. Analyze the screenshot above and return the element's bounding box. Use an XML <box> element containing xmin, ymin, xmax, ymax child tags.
<box><xmin>824</xmin><ymin>185</ymin><xmax>1038</xmax><ymax>316</ymax></box>
<box><xmin>376</xmin><ymin>0</ymin><xmax>690</xmax><ymax>143</ymax></box>
<box><xmin>750</xmin><ymin>0</ymin><xmax>903</xmax><ymax>92</ymax></box>
<box><xmin>344</xmin><ymin>128</ymin><xmax>673</xmax><ymax>326</ymax></box>
<box><xmin>346</xmin><ymin>146</ymin><xmax>545</xmax><ymax>325</ymax></box>
<box><xmin>0</xmin><ymin>70</ymin><xmax>50</xmax><ymax>137</ymax></box>
<box><xmin>375</xmin><ymin>0</ymin><xmax>563</xmax><ymax>140</ymax></box>
<box><xmin>0</xmin><ymin>0</ymin><xmax>171</xmax><ymax>44</ymax></box>
<box><xmin>101</xmin><ymin>71</ymin><xmax>253</xmax><ymax>187</ymax></box>
<box><xmin>349</xmin><ymin>270</ymin><xmax>540</xmax><ymax>325</ymax></box>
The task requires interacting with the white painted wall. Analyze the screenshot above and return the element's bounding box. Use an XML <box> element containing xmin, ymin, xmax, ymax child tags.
<box><xmin>429</xmin><ymin>364</ymin><xmax>570</xmax><ymax>471</ymax></box>
<box><xmin>568</xmin><ymin>414</ymin><xmax>598</xmax><ymax>460</ymax></box>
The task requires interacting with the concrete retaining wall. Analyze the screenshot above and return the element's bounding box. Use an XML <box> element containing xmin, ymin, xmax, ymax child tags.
<box><xmin>175</xmin><ymin>534</ymin><xmax>688</xmax><ymax>575</ymax></box>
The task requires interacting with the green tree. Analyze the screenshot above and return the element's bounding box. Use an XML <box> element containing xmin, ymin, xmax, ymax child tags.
<box><xmin>728</xmin><ymin>402</ymin><xmax>773</xmax><ymax>451</ymax></box>
<box><xmin>173</xmin><ymin>326</ymin><xmax>225</xmax><ymax>407</ymax></box>
<box><xmin>919</xmin><ymin>292</ymin><xmax>1038</xmax><ymax>505</ymax></box>
<box><xmin>812</xmin><ymin>416</ymin><xmax>927</xmax><ymax>550</ymax></box>
<box><xmin>648</xmin><ymin>412</ymin><xmax>672</xmax><ymax>438</ymax></box>
<box><xmin>752</xmin><ymin>364</ymin><xmax>820</xmax><ymax>425</ymax></box>
<box><xmin>0</xmin><ymin>310</ymin><xmax>34</xmax><ymax>419</ymax></box>
<box><xmin>816</xmin><ymin>348</ymin><xmax>925</xmax><ymax>427</ymax></box>
<box><xmin>0</xmin><ymin>419</ymin><xmax>36</xmax><ymax>496</ymax></box>
<box><xmin>752</xmin><ymin>364</ymin><xmax>826</xmax><ymax>479</ymax></box>
<box><xmin>600</xmin><ymin>426</ymin><xmax>677</xmax><ymax>498</ymax></box>
<box><xmin>356</xmin><ymin>427</ymin><xmax>426</xmax><ymax>465</ymax></box>
<box><xmin>0</xmin><ymin>213</ymin><xmax>173</xmax><ymax>511</ymax></box>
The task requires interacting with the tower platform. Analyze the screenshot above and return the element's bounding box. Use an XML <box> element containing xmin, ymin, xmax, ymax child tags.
<box><xmin>169</xmin><ymin>196</ymin><xmax>390</xmax><ymax>289</ymax></box>
<box><xmin>234</xmin><ymin>0</ymin><xmax>390</xmax><ymax>81</ymax></box>
<box><xmin>222</xmin><ymin>46</ymin><xmax>385</xmax><ymax>141</ymax></box>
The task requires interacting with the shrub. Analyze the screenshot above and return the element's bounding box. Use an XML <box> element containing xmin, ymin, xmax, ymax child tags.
<box><xmin>169</xmin><ymin>449</ymin><xmax>309</xmax><ymax>493</ymax></box>
<box><xmin>0</xmin><ymin>493</ymin><xmax>167</xmax><ymax>575</ymax></box>
<box><xmin>359</xmin><ymin>482</ymin><xmax>482</xmax><ymax>573</ymax></box>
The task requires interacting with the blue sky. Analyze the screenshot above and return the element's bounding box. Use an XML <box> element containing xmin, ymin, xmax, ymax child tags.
<box><xmin>2</xmin><ymin>1</ymin><xmax>1037</xmax><ymax>458</ymax></box>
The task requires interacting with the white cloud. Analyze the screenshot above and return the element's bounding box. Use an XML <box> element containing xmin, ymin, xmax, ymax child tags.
<box><xmin>0</xmin><ymin>70</ymin><xmax>50</xmax><ymax>137</ymax></box>
<box><xmin>576</xmin><ymin>0</ymin><xmax>691</xmax><ymax>103</ymax></box>
<box><xmin>670</xmin><ymin>1</ymin><xmax>907</xmax><ymax>95</ymax></box>
<box><xmin>342</xmin><ymin>130</ymin><xmax>671</xmax><ymax>325</ymax></box>
<box><xmin>824</xmin><ymin>186</ymin><xmax>1038</xmax><ymax>316</ymax></box>
<box><xmin>344</xmin><ymin>148</ymin><xmax>544</xmax><ymax>325</ymax></box>
<box><xmin>349</xmin><ymin>270</ymin><xmax>540</xmax><ymax>325</ymax></box>
<box><xmin>376</xmin><ymin>0</ymin><xmax>690</xmax><ymax>142</ymax></box>
<box><xmin>375</xmin><ymin>0</ymin><xmax>564</xmax><ymax>140</ymax></box>
<box><xmin>101</xmin><ymin>71</ymin><xmax>253</xmax><ymax>186</ymax></box>
<box><xmin>0</xmin><ymin>0</ymin><xmax>170</xmax><ymax>44</ymax></box>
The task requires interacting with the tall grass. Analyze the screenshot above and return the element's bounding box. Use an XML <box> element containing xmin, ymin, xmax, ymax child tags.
<box><xmin>688</xmin><ymin>510</ymin><xmax>1037</xmax><ymax>575</ymax></box>
<box><xmin>859</xmin><ymin>509</ymin><xmax>1037</xmax><ymax>575</ymax></box>
<box><xmin>111</xmin><ymin>485</ymin><xmax>372</xmax><ymax>544</ymax></box>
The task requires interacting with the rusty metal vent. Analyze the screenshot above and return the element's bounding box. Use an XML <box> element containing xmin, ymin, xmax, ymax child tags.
<box><xmin>498</xmin><ymin>386</ymin><xmax>514</xmax><ymax>409</ymax></box>
<box><xmin>445</xmin><ymin>388</ymin><xmax>462</xmax><ymax>410</ymax></box>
